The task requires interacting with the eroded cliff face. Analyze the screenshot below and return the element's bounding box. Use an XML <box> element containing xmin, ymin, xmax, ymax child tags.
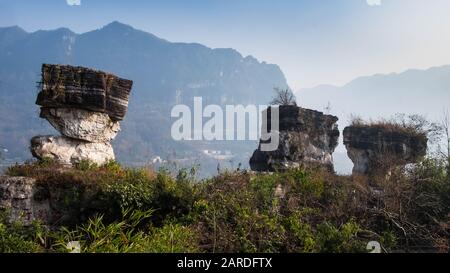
<box><xmin>343</xmin><ymin>126</ymin><xmax>428</xmax><ymax>176</ymax></box>
<box><xmin>30</xmin><ymin>64</ymin><xmax>133</xmax><ymax>166</ymax></box>
<box><xmin>250</xmin><ymin>106</ymin><xmax>340</xmax><ymax>172</ymax></box>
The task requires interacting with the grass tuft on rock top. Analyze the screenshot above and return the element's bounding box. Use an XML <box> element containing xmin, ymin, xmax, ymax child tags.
<box><xmin>2</xmin><ymin>157</ymin><xmax>449</xmax><ymax>253</ymax></box>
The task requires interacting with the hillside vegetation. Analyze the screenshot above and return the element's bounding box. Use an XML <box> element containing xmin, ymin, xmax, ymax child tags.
<box><xmin>1</xmin><ymin>156</ymin><xmax>449</xmax><ymax>253</ymax></box>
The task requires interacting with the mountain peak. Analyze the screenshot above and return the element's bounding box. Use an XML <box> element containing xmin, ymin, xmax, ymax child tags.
<box><xmin>102</xmin><ymin>21</ymin><xmax>134</xmax><ymax>31</ymax></box>
<box><xmin>0</xmin><ymin>25</ymin><xmax>27</xmax><ymax>34</ymax></box>
<box><xmin>94</xmin><ymin>21</ymin><xmax>166</xmax><ymax>43</ymax></box>
<box><xmin>0</xmin><ymin>25</ymin><xmax>28</xmax><ymax>47</ymax></box>
<box><xmin>54</xmin><ymin>27</ymin><xmax>76</xmax><ymax>35</ymax></box>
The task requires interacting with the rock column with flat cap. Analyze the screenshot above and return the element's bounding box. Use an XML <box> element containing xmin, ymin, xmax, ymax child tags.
<box><xmin>343</xmin><ymin>125</ymin><xmax>427</xmax><ymax>176</ymax></box>
<box><xmin>250</xmin><ymin>105</ymin><xmax>340</xmax><ymax>172</ymax></box>
<box><xmin>30</xmin><ymin>64</ymin><xmax>133</xmax><ymax>166</ymax></box>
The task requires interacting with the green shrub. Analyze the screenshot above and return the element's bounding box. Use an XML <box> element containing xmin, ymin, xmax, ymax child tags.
<box><xmin>102</xmin><ymin>168</ymin><xmax>198</xmax><ymax>225</ymax></box>
<box><xmin>75</xmin><ymin>160</ymin><xmax>99</xmax><ymax>171</ymax></box>
<box><xmin>2</xmin><ymin>157</ymin><xmax>449</xmax><ymax>253</ymax></box>
<box><xmin>102</xmin><ymin>160</ymin><xmax>123</xmax><ymax>174</ymax></box>
<box><xmin>191</xmin><ymin>173</ymin><xmax>286</xmax><ymax>253</ymax></box>
<box><xmin>104</xmin><ymin>168</ymin><xmax>155</xmax><ymax>210</ymax></box>
<box><xmin>0</xmin><ymin>213</ymin><xmax>46</xmax><ymax>253</ymax></box>
<box><xmin>380</xmin><ymin>231</ymin><xmax>397</xmax><ymax>251</ymax></box>
<box><xmin>176</xmin><ymin>165</ymin><xmax>200</xmax><ymax>184</ymax></box>
<box><xmin>145</xmin><ymin>223</ymin><xmax>200</xmax><ymax>253</ymax></box>
<box><xmin>52</xmin><ymin>208</ymin><xmax>155</xmax><ymax>253</ymax></box>
<box><xmin>51</xmin><ymin>208</ymin><xmax>199</xmax><ymax>253</ymax></box>
<box><xmin>250</xmin><ymin>173</ymin><xmax>279</xmax><ymax>213</ymax></box>
<box><xmin>315</xmin><ymin>219</ymin><xmax>365</xmax><ymax>253</ymax></box>
<box><xmin>283</xmin><ymin>209</ymin><xmax>318</xmax><ymax>252</ymax></box>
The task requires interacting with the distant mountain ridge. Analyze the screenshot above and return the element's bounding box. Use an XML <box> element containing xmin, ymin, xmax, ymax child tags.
<box><xmin>0</xmin><ymin>21</ymin><xmax>287</xmax><ymax>104</ymax></box>
<box><xmin>0</xmin><ymin>21</ymin><xmax>288</xmax><ymax>168</ymax></box>
<box><xmin>298</xmin><ymin>65</ymin><xmax>450</xmax><ymax>174</ymax></box>
<box><xmin>298</xmin><ymin>65</ymin><xmax>450</xmax><ymax>123</ymax></box>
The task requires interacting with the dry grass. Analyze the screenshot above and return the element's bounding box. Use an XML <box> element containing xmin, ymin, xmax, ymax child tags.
<box><xmin>349</xmin><ymin>114</ymin><xmax>434</xmax><ymax>140</ymax></box>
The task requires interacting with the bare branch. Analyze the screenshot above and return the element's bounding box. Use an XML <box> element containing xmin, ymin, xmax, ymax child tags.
<box><xmin>270</xmin><ymin>87</ymin><xmax>297</xmax><ymax>106</ymax></box>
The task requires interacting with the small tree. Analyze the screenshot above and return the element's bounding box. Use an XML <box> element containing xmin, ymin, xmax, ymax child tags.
<box><xmin>270</xmin><ymin>87</ymin><xmax>297</xmax><ymax>106</ymax></box>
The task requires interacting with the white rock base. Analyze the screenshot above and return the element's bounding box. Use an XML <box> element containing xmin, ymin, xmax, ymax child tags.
<box><xmin>40</xmin><ymin>108</ymin><xmax>120</xmax><ymax>142</ymax></box>
<box><xmin>30</xmin><ymin>135</ymin><xmax>115</xmax><ymax>166</ymax></box>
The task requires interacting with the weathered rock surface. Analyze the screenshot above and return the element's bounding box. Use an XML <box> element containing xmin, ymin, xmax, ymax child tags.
<box><xmin>31</xmin><ymin>135</ymin><xmax>115</xmax><ymax>166</ymax></box>
<box><xmin>0</xmin><ymin>176</ymin><xmax>50</xmax><ymax>226</ymax></box>
<box><xmin>40</xmin><ymin>107</ymin><xmax>120</xmax><ymax>142</ymax></box>
<box><xmin>30</xmin><ymin>64</ymin><xmax>133</xmax><ymax>165</ymax></box>
<box><xmin>36</xmin><ymin>64</ymin><xmax>133</xmax><ymax>121</ymax></box>
<box><xmin>250</xmin><ymin>106</ymin><xmax>340</xmax><ymax>172</ymax></box>
<box><xmin>343</xmin><ymin>126</ymin><xmax>428</xmax><ymax>175</ymax></box>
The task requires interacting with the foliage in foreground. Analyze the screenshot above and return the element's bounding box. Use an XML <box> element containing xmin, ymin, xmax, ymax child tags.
<box><xmin>1</xmin><ymin>157</ymin><xmax>449</xmax><ymax>253</ymax></box>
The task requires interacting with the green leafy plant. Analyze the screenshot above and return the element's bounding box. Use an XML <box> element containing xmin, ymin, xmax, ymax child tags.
<box><xmin>0</xmin><ymin>212</ymin><xmax>46</xmax><ymax>253</ymax></box>
<box><xmin>52</xmin><ymin>208</ymin><xmax>155</xmax><ymax>253</ymax></box>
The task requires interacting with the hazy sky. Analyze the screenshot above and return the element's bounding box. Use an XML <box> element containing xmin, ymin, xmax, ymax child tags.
<box><xmin>1</xmin><ymin>0</ymin><xmax>450</xmax><ymax>89</ymax></box>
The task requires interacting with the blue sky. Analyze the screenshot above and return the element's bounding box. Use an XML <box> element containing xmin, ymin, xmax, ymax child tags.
<box><xmin>1</xmin><ymin>0</ymin><xmax>450</xmax><ymax>89</ymax></box>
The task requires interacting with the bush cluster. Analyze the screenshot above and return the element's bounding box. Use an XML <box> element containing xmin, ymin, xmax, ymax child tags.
<box><xmin>1</xmin><ymin>157</ymin><xmax>449</xmax><ymax>253</ymax></box>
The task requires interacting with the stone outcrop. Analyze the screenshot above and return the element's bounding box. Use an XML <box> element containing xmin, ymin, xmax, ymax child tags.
<box><xmin>343</xmin><ymin>126</ymin><xmax>428</xmax><ymax>175</ymax></box>
<box><xmin>250</xmin><ymin>105</ymin><xmax>340</xmax><ymax>172</ymax></box>
<box><xmin>1</xmin><ymin>174</ymin><xmax>98</xmax><ymax>226</ymax></box>
<box><xmin>40</xmin><ymin>108</ymin><xmax>120</xmax><ymax>142</ymax></box>
<box><xmin>30</xmin><ymin>64</ymin><xmax>133</xmax><ymax>166</ymax></box>
<box><xmin>31</xmin><ymin>136</ymin><xmax>115</xmax><ymax>166</ymax></box>
<box><xmin>0</xmin><ymin>176</ymin><xmax>51</xmax><ymax>226</ymax></box>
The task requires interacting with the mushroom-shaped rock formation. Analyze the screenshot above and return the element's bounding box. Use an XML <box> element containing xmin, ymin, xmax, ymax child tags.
<box><xmin>250</xmin><ymin>105</ymin><xmax>340</xmax><ymax>172</ymax></box>
<box><xmin>30</xmin><ymin>64</ymin><xmax>133</xmax><ymax>166</ymax></box>
<box><xmin>343</xmin><ymin>125</ymin><xmax>427</xmax><ymax>176</ymax></box>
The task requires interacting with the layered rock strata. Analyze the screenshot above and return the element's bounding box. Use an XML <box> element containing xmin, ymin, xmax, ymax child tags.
<box><xmin>30</xmin><ymin>64</ymin><xmax>133</xmax><ymax>165</ymax></box>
